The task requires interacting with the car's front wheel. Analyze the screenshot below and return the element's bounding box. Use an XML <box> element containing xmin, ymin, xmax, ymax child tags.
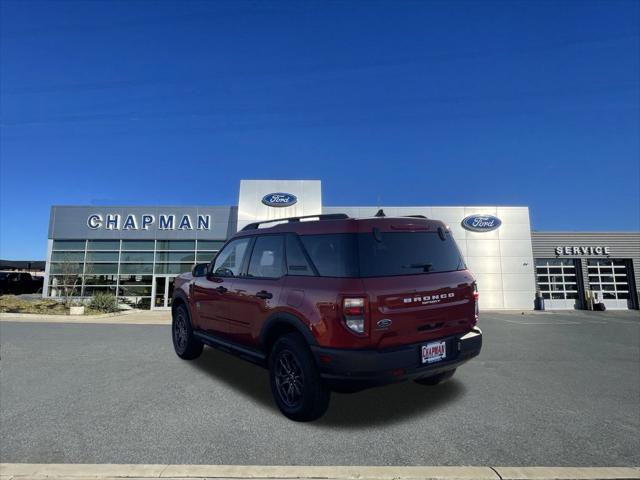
<box><xmin>414</xmin><ymin>368</ymin><xmax>456</xmax><ymax>385</ymax></box>
<box><xmin>269</xmin><ymin>333</ymin><xmax>330</xmax><ymax>422</ymax></box>
<box><xmin>172</xmin><ymin>303</ymin><xmax>203</xmax><ymax>360</ymax></box>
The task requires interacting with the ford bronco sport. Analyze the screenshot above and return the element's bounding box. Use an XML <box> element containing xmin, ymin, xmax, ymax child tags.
<box><xmin>171</xmin><ymin>213</ymin><xmax>482</xmax><ymax>421</ymax></box>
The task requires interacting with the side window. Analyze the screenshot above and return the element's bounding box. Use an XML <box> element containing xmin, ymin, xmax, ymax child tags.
<box><xmin>286</xmin><ymin>235</ymin><xmax>315</xmax><ymax>276</ymax></box>
<box><xmin>212</xmin><ymin>237</ymin><xmax>251</xmax><ymax>277</ymax></box>
<box><xmin>248</xmin><ymin>235</ymin><xmax>285</xmax><ymax>279</ymax></box>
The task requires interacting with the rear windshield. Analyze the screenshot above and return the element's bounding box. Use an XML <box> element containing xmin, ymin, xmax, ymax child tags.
<box><xmin>299</xmin><ymin>231</ymin><xmax>465</xmax><ymax>278</ymax></box>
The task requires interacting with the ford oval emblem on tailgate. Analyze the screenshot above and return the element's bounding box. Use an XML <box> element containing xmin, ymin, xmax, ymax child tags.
<box><xmin>377</xmin><ymin>318</ymin><xmax>392</xmax><ymax>329</ymax></box>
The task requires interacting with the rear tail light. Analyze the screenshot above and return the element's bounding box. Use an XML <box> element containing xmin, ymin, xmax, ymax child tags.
<box><xmin>343</xmin><ymin>297</ymin><xmax>368</xmax><ymax>335</ymax></box>
<box><xmin>473</xmin><ymin>283</ymin><xmax>479</xmax><ymax>323</ymax></box>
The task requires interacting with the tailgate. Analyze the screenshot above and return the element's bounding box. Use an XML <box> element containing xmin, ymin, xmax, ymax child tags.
<box><xmin>362</xmin><ymin>270</ymin><xmax>476</xmax><ymax>349</ymax></box>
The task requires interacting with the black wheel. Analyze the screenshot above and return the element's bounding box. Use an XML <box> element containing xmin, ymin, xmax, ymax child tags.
<box><xmin>269</xmin><ymin>333</ymin><xmax>330</xmax><ymax>422</ymax></box>
<box><xmin>414</xmin><ymin>368</ymin><xmax>456</xmax><ymax>386</ymax></box>
<box><xmin>172</xmin><ymin>304</ymin><xmax>203</xmax><ymax>360</ymax></box>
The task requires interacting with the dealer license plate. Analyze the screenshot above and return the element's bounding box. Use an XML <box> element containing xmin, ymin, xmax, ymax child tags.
<box><xmin>421</xmin><ymin>341</ymin><xmax>446</xmax><ymax>364</ymax></box>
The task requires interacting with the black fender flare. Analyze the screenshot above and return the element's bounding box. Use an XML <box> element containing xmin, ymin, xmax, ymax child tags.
<box><xmin>260</xmin><ymin>311</ymin><xmax>318</xmax><ymax>350</ymax></box>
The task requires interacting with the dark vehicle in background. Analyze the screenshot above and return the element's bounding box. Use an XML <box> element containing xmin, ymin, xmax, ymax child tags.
<box><xmin>171</xmin><ymin>213</ymin><xmax>482</xmax><ymax>421</ymax></box>
<box><xmin>0</xmin><ymin>272</ymin><xmax>43</xmax><ymax>295</ymax></box>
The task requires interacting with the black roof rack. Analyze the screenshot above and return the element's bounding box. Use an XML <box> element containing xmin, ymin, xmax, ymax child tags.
<box><xmin>405</xmin><ymin>215</ymin><xmax>428</xmax><ymax>219</ymax></box>
<box><xmin>241</xmin><ymin>213</ymin><xmax>350</xmax><ymax>231</ymax></box>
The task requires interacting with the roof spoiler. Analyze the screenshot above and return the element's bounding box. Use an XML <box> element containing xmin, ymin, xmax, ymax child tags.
<box><xmin>241</xmin><ymin>213</ymin><xmax>350</xmax><ymax>231</ymax></box>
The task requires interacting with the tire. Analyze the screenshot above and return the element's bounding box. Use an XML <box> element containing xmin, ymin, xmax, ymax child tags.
<box><xmin>172</xmin><ymin>303</ymin><xmax>203</xmax><ymax>360</ymax></box>
<box><xmin>269</xmin><ymin>333</ymin><xmax>330</xmax><ymax>422</ymax></box>
<box><xmin>414</xmin><ymin>368</ymin><xmax>456</xmax><ymax>386</ymax></box>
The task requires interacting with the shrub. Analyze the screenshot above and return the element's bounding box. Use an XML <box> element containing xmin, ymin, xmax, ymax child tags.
<box><xmin>89</xmin><ymin>293</ymin><xmax>119</xmax><ymax>313</ymax></box>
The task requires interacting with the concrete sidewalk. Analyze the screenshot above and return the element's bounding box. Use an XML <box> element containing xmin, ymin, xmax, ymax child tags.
<box><xmin>1</xmin><ymin>464</ymin><xmax>639</xmax><ymax>480</ymax></box>
<box><xmin>0</xmin><ymin>310</ymin><xmax>170</xmax><ymax>325</ymax></box>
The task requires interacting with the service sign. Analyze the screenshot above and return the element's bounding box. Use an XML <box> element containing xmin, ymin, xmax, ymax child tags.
<box><xmin>261</xmin><ymin>192</ymin><xmax>298</xmax><ymax>207</ymax></box>
<box><xmin>461</xmin><ymin>214</ymin><xmax>502</xmax><ymax>232</ymax></box>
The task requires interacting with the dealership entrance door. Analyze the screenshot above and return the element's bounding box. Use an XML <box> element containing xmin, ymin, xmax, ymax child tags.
<box><xmin>152</xmin><ymin>276</ymin><xmax>176</xmax><ymax>310</ymax></box>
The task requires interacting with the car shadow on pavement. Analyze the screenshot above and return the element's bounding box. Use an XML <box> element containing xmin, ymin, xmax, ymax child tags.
<box><xmin>318</xmin><ymin>380</ymin><xmax>465</xmax><ymax>427</ymax></box>
<box><xmin>192</xmin><ymin>346</ymin><xmax>467</xmax><ymax>427</ymax></box>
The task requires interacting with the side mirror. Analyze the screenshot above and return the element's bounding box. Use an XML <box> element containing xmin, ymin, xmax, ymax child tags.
<box><xmin>192</xmin><ymin>263</ymin><xmax>208</xmax><ymax>278</ymax></box>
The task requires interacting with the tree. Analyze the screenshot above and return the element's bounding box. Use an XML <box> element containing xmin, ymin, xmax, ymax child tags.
<box><xmin>50</xmin><ymin>254</ymin><xmax>83</xmax><ymax>308</ymax></box>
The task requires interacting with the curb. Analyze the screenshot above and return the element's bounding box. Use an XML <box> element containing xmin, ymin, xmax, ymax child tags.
<box><xmin>0</xmin><ymin>311</ymin><xmax>170</xmax><ymax>325</ymax></box>
<box><xmin>1</xmin><ymin>464</ymin><xmax>639</xmax><ymax>480</ymax></box>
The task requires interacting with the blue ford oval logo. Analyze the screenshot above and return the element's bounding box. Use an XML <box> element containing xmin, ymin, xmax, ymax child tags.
<box><xmin>377</xmin><ymin>318</ymin><xmax>392</xmax><ymax>329</ymax></box>
<box><xmin>261</xmin><ymin>192</ymin><xmax>298</xmax><ymax>207</ymax></box>
<box><xmin>461</xmin><ymin>214</ymin><xmax>502</xmax><ymax>232</ymax></box>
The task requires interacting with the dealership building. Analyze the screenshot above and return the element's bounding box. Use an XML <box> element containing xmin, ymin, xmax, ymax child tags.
<box><xmin>44</xmin><ymin>180</ymin><xmax>640</xmax><ymax>311</ymax></box>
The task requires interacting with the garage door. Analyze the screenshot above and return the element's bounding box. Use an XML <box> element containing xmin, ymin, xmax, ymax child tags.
<box><xmin>587</xmin><ymin>259</ymin><xmax>631</xmax><ymax>310</ymax></box>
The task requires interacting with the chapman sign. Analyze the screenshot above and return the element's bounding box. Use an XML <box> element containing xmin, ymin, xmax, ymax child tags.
<box><xmin>555</xmin><ymin>246</ymin><xmax>611</xmax><ymax>256</ymax></box>
<box><xmin>87</xmin><ymin>213</ymin><xmax>211</xmax><ymax>231</ymax></box>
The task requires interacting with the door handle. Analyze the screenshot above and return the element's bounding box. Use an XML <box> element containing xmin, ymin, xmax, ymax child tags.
<box><xmin>215</xmin><ymin>286</ymin><xmax>228</xmax><ymax>293</ymax></box>
<box><xmin>255</xmin><ymin>290</ymin><xmax>273</xmax><ymax>300</ymax></box>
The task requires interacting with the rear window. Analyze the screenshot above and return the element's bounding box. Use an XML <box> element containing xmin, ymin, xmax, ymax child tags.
<box><xmin>300</xmin><ymin>231</ymin><xmax>465</xmax><ymax>278</ymax></box>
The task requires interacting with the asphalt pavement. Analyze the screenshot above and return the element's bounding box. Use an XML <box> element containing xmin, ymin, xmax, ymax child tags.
<box><xmin>1</xmin><ymin>310</ymin><xmax>638</xmax><ymax>466</ymax></box>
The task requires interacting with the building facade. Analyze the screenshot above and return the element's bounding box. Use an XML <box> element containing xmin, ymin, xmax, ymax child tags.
<box><xmin>43</xmin><ymin>180</ymin><xmax>640</xmax><ymax>311</ymax></box>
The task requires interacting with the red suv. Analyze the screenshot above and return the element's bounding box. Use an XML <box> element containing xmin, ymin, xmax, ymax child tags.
<box><xmin>171</xmin><ymin>213</ymin><xmax>482</xmax><ymax>421</ymax></box>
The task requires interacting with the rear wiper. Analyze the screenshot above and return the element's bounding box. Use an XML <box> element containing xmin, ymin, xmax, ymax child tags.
<box><xmin>402</xmin><ymin>263</ymin><xmax>433</xmax><ymax>272</ymax></box>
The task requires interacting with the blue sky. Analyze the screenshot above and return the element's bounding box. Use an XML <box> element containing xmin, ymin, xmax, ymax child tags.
<box><xmin>1</xmin><ymin>0</ymin><xmax>638</xmax><ymax>260</ymax></box>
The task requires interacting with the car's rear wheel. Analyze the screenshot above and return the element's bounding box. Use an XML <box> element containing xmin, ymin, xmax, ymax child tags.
<box><xmin>172</xmin><ymin>303</ymin><xmax>203</xmax><ymax>360</ymax></box>
<box><xmin>414</xmin><ymin>368</ymin><xmax>456</xmax><ymax>385</ymax></box>
<box><xmin>269</xmin><ymin>333</ymin><xmax>330</xmax><ymax>422</ymax></box>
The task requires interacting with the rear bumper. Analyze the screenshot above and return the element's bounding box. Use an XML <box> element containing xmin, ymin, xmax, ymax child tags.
<box><xmin>310</xmin><ymin>328</ymin><xmax>482</xmax><ymax>390</ymax></box>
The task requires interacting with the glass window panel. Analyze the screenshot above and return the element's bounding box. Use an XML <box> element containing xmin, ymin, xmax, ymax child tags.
<box><xmin>52</xmin><ymin>240</ymin><xmax>86</xmax><ymax>251</ymax></box>
<box><xmin>211</xmin><ymin>238</ymin><xmax>252</xmax><ymax>277</ymax></box>
<box><xmin>155</xmin><ymin>251</ymin><xmax>195</xmax><ymax>262</ymax></box>
<box><xmin>566</xmin><ymin>292</ymin><xmax>579</xmax><ymax>299</ymax></box>
<box><xmin>551</xmin><ymin>293</ymin><xmax>565</xmax><ymax>299</ymax></box>
<box><xmin>51</xmin><ymin>251</ymin><xmax>85</xmax><ymax>262</ymax></box>
<box><xmin>121</xmin><ymin>240</ymin><xmax>155</xmax><ymax>250</ymax></box>
<box><xmin>118</xmin><ymin>285</ymin><xmax>152</xmax><ymax>296</ymax></box>
<box><xmin>602</xmin><ymin>284</ymin><xmax>616</xmax><ymax>291</ymax></box>
<box><xmin>119</xmin><ymin>263</ymin><xmax>154</xmax><ymax>274</ymax></box>
<box><xmin>87</xmin><ymin>240</ymin><xmax>120</xmax><ymax>250</ymax></box>
<box><xmin>49</xmin><ymin>275</ymin><xmax>82</xmax><ymax>286</ymax></box>
<box><xmin>50</xmin><ymin>262</ymin><xmax>83</xmax><ymax>274</ymax></box>
<box><xmin>197</xmin><ymin>240</ymin><xmax>225</xmax><ymax>251</ymax></box>
<box><xmin>612</xmin><ymin>259</ymin><xmax>627</xmax><ymax>266</ymax></box>
<box><xmin>120</xmin><ymin>297</ymin><xmax>151</xmax><ymax>309</ymax></box>
<box><xmin>602</xmin><ymin>292</ymin><xmax>616</xmax><ymax>299</ymax></box>
<box><xmin>196</xmin><ymin>252</ymin><xmax>217</xmax><ymax>263</ymax></box>
<box><xmin>539</xmin><ymin>284</ymin><xmax>550</xmax><ymax>291</ymax></box>
<box><xmin>156</xmin><ymin>240</ymin><xmax>195</xmax><ymax>250</ymax></box>
<box><xmin>551</xmin><ymin>275</ymin><xmax>564</xmax><ymax>283</ymax></box>
<box><xmin>286</xmin><ymin>235</ymin><xmax>315</xmax><ymax>276</ymax></box>
<box><xmin>588</xmin><ymin>275</ymin><xmax>600</xmax><ymax>282</ymax></box>
<box><xmin>85</xmin><ymin>263</ymin><xmax>118</xmax><ymax>274</ymax></box>
<box><xmin>155</xmin><ymin>263</ymin><xmax>194</xmax><ymax>275</ymax></box>
<box><xmin>84</xmin><ymin>275</ymin><xmax>117</xmax><ymax>285</ymax></box>
<box><xmin>551</xmin><ymin>284</ymin><xmax>565</xmax><ymax>291</ymax></box>
<box><xmin>541</xmin><ymin>292</ymin><xmax>551</xmax><ymax>299</ymax></box>
<box><xmin>121</xmin><ymin>251</ymin><xmax>154</xmax><ymax>262</ymax></box>
<box><xmin>86</xmin><ymin>251</ymin><xmax>119</xmax><ymax>262</ymax></box>
<box><xmin>84</xmin><ymin>286</ymin><xmax>117</xmax><ymax>296</ymax></box>
<box><xmin>537</xmin><ymin>275</ymin><xmax>549</xmax><ymax>283</ymax></box>
<box><xmin>614</xmin><ymin>275</ymin><xmax>628</xmax><ymax>283</ymax></box>
<box><xmin>564</xmin><ymin>275</ymin><xmax>577</xmax><ymax>283</ymax></box>
<box><xmin>119</xmin><ymin>274</ymin><xmax>153</xmax><ymax>285</ymax></box>
<box><xmin>549</xmin><ymin>268</ymin><xmax>562</xmax><ymax>274</ymax></box>
<box><xmin>618</xmin><ymin>292</ymin><xmax>630</xmax><ymax>299</ymax></box>
<box><xmin>248</xmin><ymin>235</ymin><xmax>285</xmax><ymax>278</ymax></box>
<box><xmin>600</xmin><ymin>268</ymin><xmax>613</xmax><ymax>274</ymax></box>
<box><xmin>590</xmin><ymin>283</ymin><xmax>600</xmax><ymax>290</ymax></box>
